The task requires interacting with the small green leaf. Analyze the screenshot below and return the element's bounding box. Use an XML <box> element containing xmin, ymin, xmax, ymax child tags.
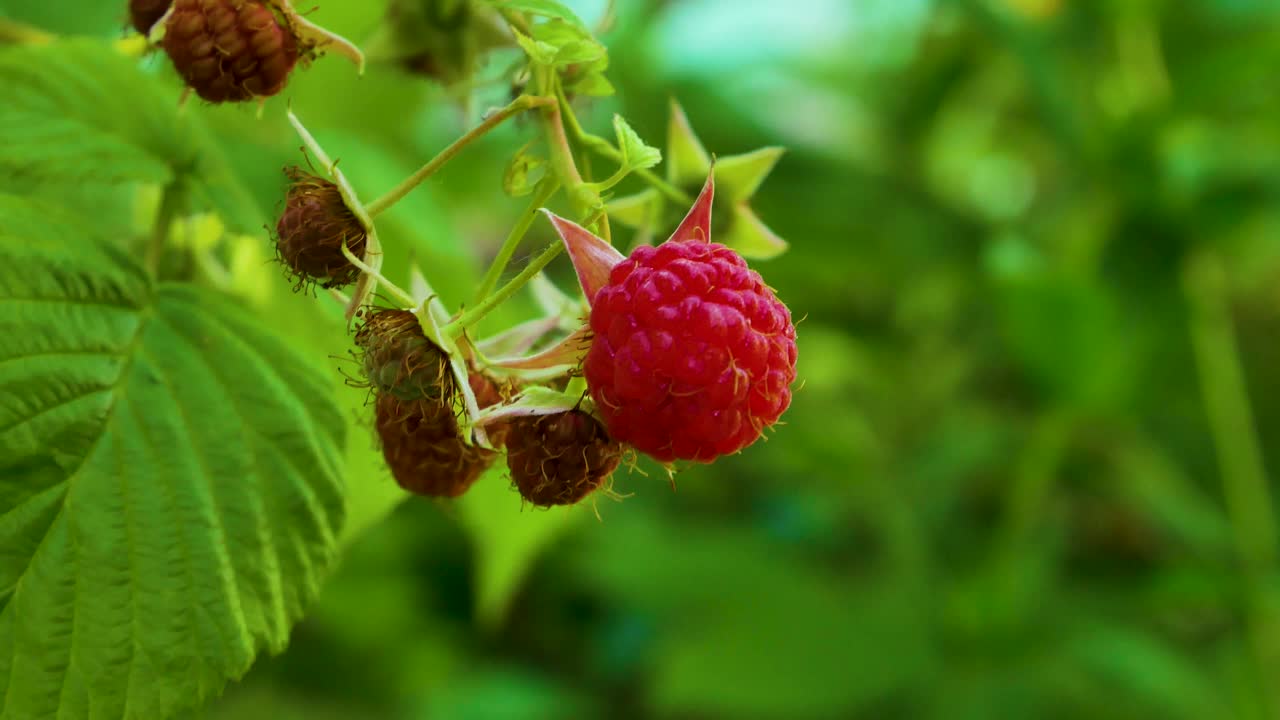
<box><xmin>553</xmin><ymin>39</ymin><xmax>607</xmax><ymax>66</ymax></box>
<box><xmin>503</xmin><ymin>141</ymin><xmax>549</xmax><ymax>197</ymax></box>
<box><xmin>614</xmin><ymin>115</ymin><xmax>662</xmax><ymax>172</ymax></box>
<box><xmin>481</xmin><ymin>0</ymin><xmax>589</xmax><ymax>30</ymax></box>
<box><xmin>0</xmin><ymin>196</ymin><xmax>346</xmax><ymax>719</ymax></box>
<box><xmin>714</xmin><ymin>146</ymin><xmax>785</xmax><ymax>202</ymax></box>
<box><xmin>0</xmin><ymin>40</ymin><xmax>263</xmax><ymax>233</ymax></box>
<box><xmin>513</xmin><ymin>29</ymin><xmax>559</xmax><ymax>65</ymax></box>
<box><xmin>722</xmin><ymin>203</ymin><xmax>789</xmax><ymax>259</ymax></box>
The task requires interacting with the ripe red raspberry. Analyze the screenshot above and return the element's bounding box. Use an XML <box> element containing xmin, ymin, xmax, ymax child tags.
<box><xmin>506</xmin><ymin>411</ymin><xmax>623</xmax><ymax>507</ymax></box>
<box><xmin>129</xmin><ymin>0</ymin><xmax>172</xmax><ymax>35</ymax></box>
<box><xmin>161</xmin><ymin>0</ymin><xmax>300</xmax><ymax>103</ymax></box>
<box><xmin>375</xmin><ymin>393</ymin><xmax>496</xmax><ymax>498</ymax></box>
<box><xmin>584</xmin><ymin>240</ymin><xmax>797</xmax><ymax>463</ymax></box>
<box><xmin>275</xmin><ymin>168</ymin><xmax>367</xmax><ymax>290</ymax></box>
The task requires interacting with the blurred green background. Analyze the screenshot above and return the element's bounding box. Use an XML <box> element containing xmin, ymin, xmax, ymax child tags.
<box><xmin>5</xmin><ymin>0</ymin><xmax>1280</xmax><ymax>717</ymax></box>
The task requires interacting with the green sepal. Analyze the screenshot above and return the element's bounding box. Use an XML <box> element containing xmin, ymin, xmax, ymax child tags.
<box><xmin>715</xmin><ymin>146</ymin><xmax>785</xmax><ymax>202</ymax></box>
<box><xmin>723</xmin><ymin>203</ymin><xmax>789</xmax><ymax>259</ymax></box>
<box><xmin>666</xmin><ymin>100</ymin><xmax>712</xmax><ymax>186</ymax></box>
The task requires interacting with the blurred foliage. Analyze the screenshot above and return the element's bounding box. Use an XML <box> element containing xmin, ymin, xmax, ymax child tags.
<box><xmin>3</xmin><ymin>0</ymin><xmax>1280</xmax><ymax>717</ymax></box>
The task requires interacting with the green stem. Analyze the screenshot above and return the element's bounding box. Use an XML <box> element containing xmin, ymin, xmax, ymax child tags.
<box><xmin>146</xmin><ymin>182</ymin><xmax>186</xmax><ymax>276</ymax></box>
<box><xmin>556</xmin><ymin>84</ymin><xmax>691</xmax><ymax>205</ymax></box>
<box><xmin>445</xmin><ymin>240</ymin><xmax>563</xmax><ymax>337</ymax></box>
<box><xmin>366</xmin><ymin>95</ymin><xmax>553</xmax><ymax>218</ymax></box>
<box><xmin>542</xmin><ymin>92</ymin><xmax>584</xmax><ymax>189</ymax></box>
<box><xmin>340</xmin><ymin>243</ymin><xmax>415</xmax><ymax>308</ymax></box>
<box><xmin>1184</xmin><ymin>250</ymin><xmax>1280</xmax><ymax>716</ymax></box>
<box><xmin>472</xmin><ymin>178</ymin><xmax>560</xmax><ymax>306</ymax></box>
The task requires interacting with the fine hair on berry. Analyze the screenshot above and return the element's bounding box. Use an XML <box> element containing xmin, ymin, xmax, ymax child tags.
<box><xmin>506</xmin><ymin>410</ymin><xmax>623</xmax><ymax>507</ymax></box>
<box><xmin>585</xmin><ymin>239</ymin><xmax>798</xmax><ymax>463</ymax></box>
<box><xmin>161</xmin><ymin>0</ymin><xmax>301</xmax><ymax>103</ymax></box>
<box><xmin>354</xmin><ymin>308</ymin><xmax>451</xmax><ymax>401</ymax></box>
<box><xmin>275</xmin><ymin>167</ymin><xmax>367</xmax><ymax>290</ymax></box>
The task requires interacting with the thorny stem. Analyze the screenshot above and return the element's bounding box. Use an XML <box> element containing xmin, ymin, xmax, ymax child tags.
<box><xmin>1184</xmin><ymin>250</ymin><xmax>1280</xmax><ymax>717</ymax></box>
<box><xmin>473</xmin><ymin>178</ymin><xmax>561</xmax><ymax>306</ymax></box>
<box><xmin>445</xmin><ymin>240</ymin><xmax>563</xmax><ymax>337</ymax></box>
<box><xmin>146</xmin><ymin>181</ymin><xmax>186</xmax><ymax>276</ymax></box>
<box><xmin>365</xmin><ymin>94</ymin><xmax>554</xmax><ymax>218</ymax></box>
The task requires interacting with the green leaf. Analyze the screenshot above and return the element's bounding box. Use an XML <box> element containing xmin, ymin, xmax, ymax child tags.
<box><xmin>512</xmin><ymin>29</ymin><xmax>559</xmax><ymax>65</ymax></box>
<box><xmin>481</xmin><ymin>0</ymin><xmax>589</xmax><ymax>30</ymax></box>
<box><xmin>567</xmin><ymin>69</ymin><xmax>615</xmax><ymax>97</ymax></box>
<box><xmin>0</xmin><ymin>197</ymin><xmax>346</xmax><ymax>719</ymax></box>
<box><xmin>613</xmin><ymin>115</ymin><xmax>662</xmax><ymax>172</ymax></box>
<box><xmin>0</xmin><ymin>40</ymin><xmax>262</xmax><ymax>233</ymax></box>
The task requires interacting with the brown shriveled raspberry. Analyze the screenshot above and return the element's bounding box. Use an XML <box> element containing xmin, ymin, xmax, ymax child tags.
<box><xmin>375</xmin><ymin>393</ymin><xmax>496</xmax><ymax>498</ymax></box>
<box><xmin>275</xmin><ymin>168</ymin><xmax>367</xmax><ymax>291</ymax></box>
<box><xmin>161</xmin><ymin>0</ymin><xmax>300</xmax><ymax>103</ymax></box>
<box><xmin>354</xmin><ymin>309</ymin><xmax>450</xmax><ymax>401</ymax></box>
<box><xmin>129</xmin><ymin>0</ymin><xmax>172</xmax><ymax>35</ymax></box>
<box><xmin>506</xmin><ymin>411</ymin><xmax>623</xmax><ymax>507</ymax></box>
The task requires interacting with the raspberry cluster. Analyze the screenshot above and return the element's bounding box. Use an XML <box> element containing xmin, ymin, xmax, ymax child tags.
<box><xmin>358</xmin><ymin>309</ymin><xmax>509</xmax><ymax>498</ymax></box>
<box><xmin>160</xmin><ymin>0</ymin><xmax>300</xmax><ymax>103</ymax></box>
<box><xmin>585</xmin><ymin>239</ymin><xmax>797</xmax><ymax>463</ymax></box>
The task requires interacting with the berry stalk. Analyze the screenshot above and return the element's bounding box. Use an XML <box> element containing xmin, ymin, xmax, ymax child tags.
<box><xmin>365</xmin><ymin>94</ymin><xmax>554</xmax><ymax>218</ymax></box>
<box><xmin>445</xmin><ymin>239</ymin><xmax>564</xmax><ymax>338</ymax></box>
<box><xmin>146</xmin><ymin>180</ymin><xmax>186</xmax><ymax>276</ymax></box>
<box><xmin>472</xmin><ymin>178</ymin><xmax>560</xmax><ymax>307</ymax></box>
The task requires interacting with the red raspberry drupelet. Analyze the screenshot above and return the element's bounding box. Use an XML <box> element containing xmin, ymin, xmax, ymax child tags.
<box><xmin>161</xmin><ymin>0</ymin><xmax>300</xmax><ymax>103</ymax></box>
<box><xmin>584</xmin><ymin>240</ymin><xmax>797</xmax><ymax>463</ymax></box>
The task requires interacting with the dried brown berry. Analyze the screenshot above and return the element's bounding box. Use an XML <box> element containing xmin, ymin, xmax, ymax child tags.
<box><xmin>130</xmin><ymin>0</ymin><xmax>172</xmax><ymax>35</ymax></box>
<box><xmin>375</xmin><ymin>393</ymin><xmax>496</xmax><ymax>498</ymax></box>
<box><xmin>354</xmin><ymin>309</ymin><xmax>450</xmax><ymax>400</ymax></box>
<box><xmin>161</xmin><ymin>0</ymin><xmax>300</xmax><ymax>103</ymax></box>
<box><xmin>275</xmin><ymin>168</ymin><xmax>367</xmax><ymax>290</ymax></box>
<box><xmin>506</xmin><ymin>411</ymin><xmax>623</xmax><ymax>507</ymax></box>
